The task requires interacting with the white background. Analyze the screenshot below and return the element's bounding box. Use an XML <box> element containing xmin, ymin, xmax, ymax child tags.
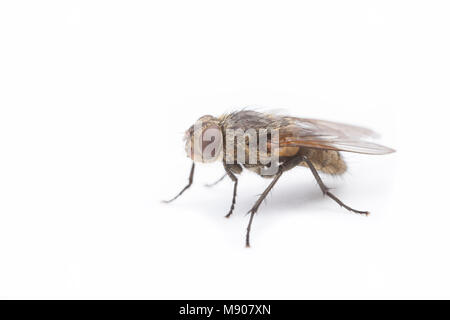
<box><xmin>0</xmin><ymin>1</ymin><xmax>449</xmax><ymax>299</ymax></box>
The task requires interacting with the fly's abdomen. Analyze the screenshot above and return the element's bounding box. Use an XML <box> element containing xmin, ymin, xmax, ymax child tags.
<box><xmin>299</xmin><ymin>149</ymin><xmax>347</xmax><ymax>175</ymax></box>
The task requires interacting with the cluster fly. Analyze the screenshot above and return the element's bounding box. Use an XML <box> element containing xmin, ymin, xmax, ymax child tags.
<box><xmin>164</xmin><ymin>110</ymin><xmax>395</xmax><ymax>247</ymax></box>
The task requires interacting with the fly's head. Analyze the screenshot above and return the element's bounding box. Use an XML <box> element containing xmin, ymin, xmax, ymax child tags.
<box><xmin>184</xmin><ymin>115</ymin><xmax>223</xmax><ymax>163</ymax></box>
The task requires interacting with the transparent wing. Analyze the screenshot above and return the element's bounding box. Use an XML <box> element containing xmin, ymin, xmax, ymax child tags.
<box><xmin>275</xmin><ymin>117</ymin><xmax>395</xmax><ymax>155</ymax></box>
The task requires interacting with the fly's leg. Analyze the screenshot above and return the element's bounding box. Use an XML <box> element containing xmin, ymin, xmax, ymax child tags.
<box><xmin>246</xmin><ymin>172</ymin><xmax>282</xmax><ymax>247</ymax></box>
<box><xmin>245</xmin><ymin>155</ymin><xmax>304</xmax><ymax>247</ymax></box>
<box><xmin>303</xmin><ymin>157</ymin><xmax>369</xmax><ymax>215</ymax></box>
<box><xmin>162</xmin><ymin>162</ymin><xmax>195</xmax><ymax>203</ymax></box>
<box><xmin>204</xmin><ymin>173</ymin><xmax>227</xmax><ymax>188</ymax></box>
<box><xmin>223</xmin><ymin>165</ymin><xmax>238</xmax><ymax>218</ymax></box>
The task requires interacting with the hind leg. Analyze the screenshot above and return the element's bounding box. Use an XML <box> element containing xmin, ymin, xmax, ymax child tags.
<box><xmin>303</xmin><ymin>156</ymin><xmax>369</xmax><ymax>215</ymax></box>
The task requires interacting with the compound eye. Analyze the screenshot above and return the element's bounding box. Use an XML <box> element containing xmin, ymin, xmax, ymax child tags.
<box><xmin>199</xmin><ymin>125</ymin><xmax>222</xmax><ymax>161</ymax></box>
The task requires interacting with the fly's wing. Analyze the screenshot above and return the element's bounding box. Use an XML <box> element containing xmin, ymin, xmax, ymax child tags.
<box><xmin>275</xmin><ymin>117</ymin><xmax>395</xmax><ymax>155</ymax></box>
<box><xmin>285</xmin><ymin>117</ymin><xmax>380</xmax><ymax>139</ymax></box>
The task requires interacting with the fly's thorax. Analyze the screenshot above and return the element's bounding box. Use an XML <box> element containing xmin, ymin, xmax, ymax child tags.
<box><xmin>221</xmin><ymin>126</ymin><xmax>280</xmax><ymax>176</ymax></box>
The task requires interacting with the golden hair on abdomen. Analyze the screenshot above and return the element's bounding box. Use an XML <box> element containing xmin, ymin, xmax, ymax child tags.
<box><xmin>299</xmin><ymin>148</ymin><xmax>347</xmax><ymax>175</ymax></box>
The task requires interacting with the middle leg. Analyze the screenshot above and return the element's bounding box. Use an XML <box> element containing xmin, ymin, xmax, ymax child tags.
<box><xmin>245</xmin><ymin>155</ymin><xmax>305</xmax><ymax>247</ymax></box>
<box><xmin>204</xmin><ymin>173</ymin><xmax>227</xmax><ymax>188</ymax></box>
<box><xmin>223</xmin><ymin>164</ymin><xmax>238</xmax><ymax>218</ymax></box>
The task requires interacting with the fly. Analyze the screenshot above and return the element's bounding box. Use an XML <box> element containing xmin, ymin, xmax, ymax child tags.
<box><xmin>164</xmin><ymin>110</ymin><xmax>395</xmax><ymax>247</ymax></box>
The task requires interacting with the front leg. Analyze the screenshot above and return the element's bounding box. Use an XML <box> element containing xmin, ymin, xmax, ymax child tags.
<box><xmin>162</xmin><ymin>162</ymin><xmax>195</xmax><ymax>203</ymax></box>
